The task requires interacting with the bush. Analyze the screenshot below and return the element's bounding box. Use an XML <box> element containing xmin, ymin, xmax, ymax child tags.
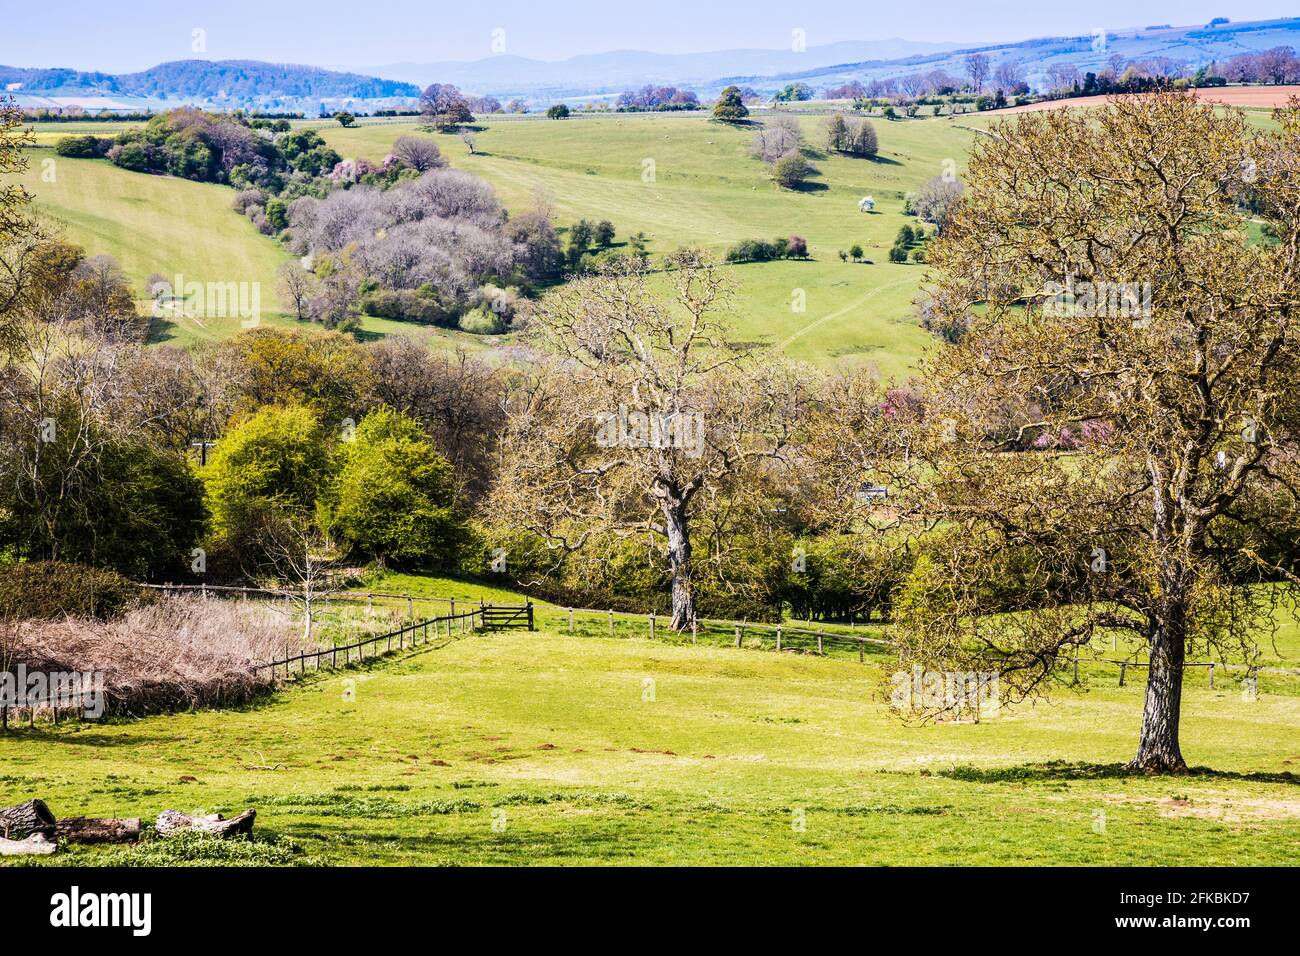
<box><xmin>360</xmin><ymin>286</ymin><xmax>453</xmax><ymax>326</ymax></box>
<box><xmin>725</xmin><ymin>235</ymin><xmax>808</xmax><ymax>263</ymax></box>
<box><xmin>8</xmin><ymin>596</ymin><xmax>305</xmax><ymax>714</ymax></box>
<box><xmin>0</xmin><ymin>561</ymin><xmax>149</xmax><ymax>620</ymax></box>
<box><xmin>457</xmin><ymin>306</ymin><xmax>506</xmax><ymax>334</ymax></box>
<box><xmin>772</xmin><ymin>151</ymin><xmax>814</xmax><ymax>189</ymax></box>
<box><xmin>889</xmin><ymin>244</ymin><xmax>909</xmax><ymax>263</ymax></box>
<box><xmin>55</xmin><ymin>135</ymin><xmax>110</xmax><ymax>158</ymax></box>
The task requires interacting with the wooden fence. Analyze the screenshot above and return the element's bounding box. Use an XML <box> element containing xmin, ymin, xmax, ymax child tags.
<box><xmin>143</xmin><ymin>583</ymin><xmax>1300</xmax><ymax>686</ymax></box>
<box><xmin>251</xmin><ymin>606</ymin><xmax>486</xmax><ymax>679</ymax></box>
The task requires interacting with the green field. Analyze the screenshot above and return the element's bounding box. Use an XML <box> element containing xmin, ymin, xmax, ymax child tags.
<box><xmin>16</xmin><ymin>111</ymin><xmax>980</xmax><ymax>376</ymax></box>
<box><xmin>316</xmin><ymin>112</ymin><xmax>975</xmax><ymax>376</ymax></box>
<box><xmin>13</xmin><ymin>148</ymin><xmax>294</xmax><ymax>347</ymax></box>
<box><xmin>1</xmin><ymin>579</ymin><xmax>1297</xmax><ymax>867</ymax></box>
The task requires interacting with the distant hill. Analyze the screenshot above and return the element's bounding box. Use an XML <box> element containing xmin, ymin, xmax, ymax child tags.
<box><xmin>758</xmin><ymin>17</ymin><xmax>1300</xmax><ymax>97</ymax></box>
<box><xmin>358</xmin><ymin>39</ymin><xmax>961</xmax><ymax>96</ymax></box>
<box><xmin>6</xmin><ymin>17</ymin><xmax>1299</xmax><ymax>111</ymax></box>
<box><xmin>0</xmin><ymin>59</ymin><xmax>419</xmax><ymax>103</ymax></box>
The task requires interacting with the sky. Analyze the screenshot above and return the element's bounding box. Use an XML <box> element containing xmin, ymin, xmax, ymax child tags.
<box><xmin>5</xmin><ymin>1</ymin><xmax>1296</xmax><ymax>73</ymax></box>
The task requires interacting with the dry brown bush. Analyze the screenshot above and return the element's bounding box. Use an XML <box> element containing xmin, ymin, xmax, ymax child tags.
<box><xmin>10</xmin><ymin>596</ymin><xmax>308</xmax><ymax>715</ymax></box>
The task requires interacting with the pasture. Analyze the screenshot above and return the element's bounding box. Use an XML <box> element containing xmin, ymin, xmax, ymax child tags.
<box><xmin>1</xmin><ymin>578</ymin><xmax>1297</xmax><ymax>867</ymax></box>
<box><xmin>17</xmin><ymin>110</ymin><xmax>980</xmax><ymax>376</ymax></box>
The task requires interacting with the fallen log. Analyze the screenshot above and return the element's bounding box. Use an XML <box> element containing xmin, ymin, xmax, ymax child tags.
<box><xmin>0</xmin><ymin>833</ymin><xmax>56</xmax><ymax>856</ymax></box>
<box><xmin>155</xmin><ymin>808</ymin><xmax>255</xmax><ymax>839</ymax></box>
<box><xmin>56</xmin><ymin>817</ymin><xmax>142</xmax><ymax>844</ymax></box>
<box><xmin>0</xmin><ymin>799</ymin><xmax>56</xmax><ymax>840</ymax></box>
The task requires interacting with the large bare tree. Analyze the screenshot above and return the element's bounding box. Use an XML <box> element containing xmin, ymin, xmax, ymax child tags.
<box><xmin>488</xmin><ymin>253</ymin><xmax>805</xmax><ymax>629</ymax></box>
<box><xmin>810</xmin><ymin>94</ymin><xmax>1300</xmax><ymax>772</ymax></box>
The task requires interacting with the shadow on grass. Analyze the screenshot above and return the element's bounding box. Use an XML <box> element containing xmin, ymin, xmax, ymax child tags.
<box><xmin>933</xmin><ymin>760</ymin><xmax>1299</xmax><ymax>785</ymax></box>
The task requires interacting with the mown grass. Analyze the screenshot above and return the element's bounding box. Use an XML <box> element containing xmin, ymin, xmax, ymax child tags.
<box><xmin>2</xmin><ymin>613</ymin><xmax>1296</xmax><ymax>866</ymax></box>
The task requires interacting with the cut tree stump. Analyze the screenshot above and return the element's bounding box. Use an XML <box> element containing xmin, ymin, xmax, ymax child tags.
<box><xmin>0</xmin><ymin>833</ymin><xmax>56</xmax><ymax>856</ymax></box>
<box><xmin>0</xmin><ymin>799</ymin><xmax>57</xmax><ymax>840</ymax></box>
<box><xmin>56</xmin><ymin>817</ymin><xmax>142</xmax><ymax>844</ymax></box>
<box><xmin>155</xmin><ymin>809</ymin><xmax>255</xmax><ymax>838</ymax></box>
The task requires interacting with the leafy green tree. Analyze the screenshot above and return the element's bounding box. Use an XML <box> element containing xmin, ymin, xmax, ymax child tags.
<box><xmin>0</xmin><ymin>420</ymin><xmax>206</xmax><ymax>580</ymax></box>
<box><xmin>334</xmin><ymin>111</ymin><xmax>356</xmax><ymax>127</ymax></box>
<box><xmin>220</xmin><ymin>328</ymin><xmax>374</xmax><ymax>429</ymax></box>
<box><xmin>327</xmin><ymin>408</ymin><xmax>463</xmax><ymax>568</ymax></box>
<box><xmin>772</xmin><ymin>151</ymin><xmax>814</xmax><ymax>189</ymax></box>
<box><xmin>712</xmin><ymin>85</ymin><xmax>749</xmax><ymax>122</ymax></box>
<box><xmin>566</xmin><ymin>219</ymin><xmax>595</xmax><ymax>266</ymax></box>
<box><xmin>849</xmin><ymin>244</ymin><xmax>863</xmax><ymax>262</ymax></box>
<box><xmin>774</xmin><ymin>82</ymin><xmax>814</xmax><ymax>102</ymax></box>
<box><xmin>202</xmin><ymin>405</ymin><xmax>334</xmax><ymax>549</ymax></box>
<box><xmin>546</xmin><ymin>104</ymin><xmax>571</xmax><ymax>119</ymax></box>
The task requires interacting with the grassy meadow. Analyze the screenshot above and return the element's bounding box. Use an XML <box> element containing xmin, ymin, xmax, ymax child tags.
<box><xmin>316</xmin><ymin>111</ymin><xmax>974</xmax><ymax>377</ymax></box>
<box><xmin>17</xmin><ymin>110</ymin><xmax>980</xmax><ymax>376</ymax></box>
<box><xmin>1</xmin><ymin>594</ymin><xmax>1296</xmax><ymax>866</ymax></box>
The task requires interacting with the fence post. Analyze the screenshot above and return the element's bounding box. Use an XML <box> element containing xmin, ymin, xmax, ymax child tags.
<box><xmin>691</xmin><ymin>621</ymin><xmax>697</xmax><ymax>644</ymax></box>
<box><xmin>568</xmin><ymin>608</ymin><xmax>574</xmax><ymax>633</ymax></box>
<box><xmin>1209</xmin><ymin>663</ymin><xmax>1215</xmax><ymax>689</ymax></box>
<box><xmin>1118</xmin><ymin>662</ymin><xmax>1127</xmax><ymax>687</ymax></box>
<box><xmin>775</xmin><ymin>626</ymin><xmax>782</xmax><ymax>652</ymax></box>
<box><xmin>407</xmin><ymin>594</ymin><xmax>414</xmax><ymax>623</ymax></box>
<box><xmin>734</xmin><ymin>625</ymin><xmax>741</xmax><ymax>648</ymax></box>
<box><xmin>608</xmin><ymin>609</ymin><xmax>614</xmax><ymax>637</ymax></box>
<box><xmin>650</xmin><ymin>612</ymin><xmax>656</xmax><ymax>641</ymax></box>
<box><xmin>450</xmin><ymin>597</ymin><xmax>456</xmax><ymax>619</ymax></box>
<box><xmin>1073</xmin><ymin>657</ymin><xmax>1079</xmax><ymax>681</ymax></box>
<box><xmin>817</xmin><ymin>632</ymin><xmax>823</xmax><ymax>655</ymax></box>
<box><xmin>858</xmin><ymin>640</ymin><xmax>864</xmax><ymax>664</ymax></box>
<box><xmin>528</xmin><ymin>603</ymin><xmax>534</xmax><ymax>632</ymax></box>
<box><xmin>367</xmin><ymin>593</ymin><xmax>374</xmax><ymax>615</ymax></box>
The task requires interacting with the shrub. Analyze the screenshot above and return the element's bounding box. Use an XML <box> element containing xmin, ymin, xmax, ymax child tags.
<box><xmin>457</xmin><ymin>306</ymin><xmax>506</xmax><ymax>334</ymax></box>
<box><xmin>0</xmin><ymin>561</ymin><xmax>149</xmax><ymax>620</ymax></box>
<box><xmin>55</xmin><ymin>135</ymin><xmax>110</xmax><ymax>158</ymax></box>
<box><xmin>360</xmin><ymin>286</ymin><xmax>453</xmax><ymax>325</ymax></box>
<box><xmin>8</xmin><ymin>596</ymin><xmax>306</xmax><ymax>714</ymax></box>
<box><xmin>889</xmin><ymin>244</ymin><xmax>909</xmax><ymax>263</ymax></box>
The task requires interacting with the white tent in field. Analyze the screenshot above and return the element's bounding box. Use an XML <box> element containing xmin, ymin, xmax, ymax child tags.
<box><xmin>858</xmin><ymin>196</ymin><xmax>875</xmax><ymax>212</ymax></box>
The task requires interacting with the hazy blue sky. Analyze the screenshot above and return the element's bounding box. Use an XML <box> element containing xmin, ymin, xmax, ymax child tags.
<box><xmin>7</xmin><ymin>2</ymin><xmax>1295</xmax><ymax>72</ymax></box>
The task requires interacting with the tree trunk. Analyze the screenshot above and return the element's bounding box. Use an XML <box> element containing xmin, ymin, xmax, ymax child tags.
<box><xmin>155</xmin><ymin>808</ymin><xmax>255</xmax><ymax>838</ymax></box>
<box><xmin>1128</xmin><ymin>616</ymin><xmax>1189</xmax><ymax>773</ymax></box>
<box><xmin>56</xmin><ymin>817</ymin><xmax>142</xmax><ymax>844</ymax></box>
<box><xmin>663</xmin><ymin>497</ymin><xmax>695</xmax><ymax>631</ymax></box>
<box><xmin>0</xmin><ymin>799</ymin><xmax>57</xmax><ymax>840</ymax></box>
<box><xmin>0</xmin><ymin>833</ymin><xmax>56</xmax><ymax>856</ymax></box>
